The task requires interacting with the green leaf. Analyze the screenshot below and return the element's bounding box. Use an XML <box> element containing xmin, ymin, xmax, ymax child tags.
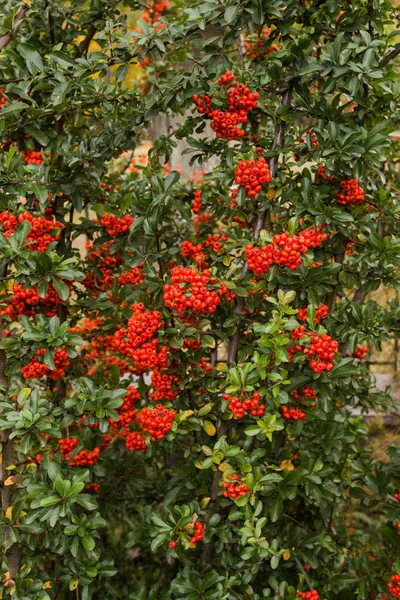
<box><xmin>76</xmin><ymin>495</ymin><xmax>98</xmax><ymax>511</ymax></box>
<box><xmin>245</xmin><ymin>425</ymin><xmax>261</xmax><ymax>436</ymax></box>
<box><xmin>52</xmin><ymin>278</ymin><xmax>70</xmax><ymax>301</ymax></box>
<box><xmin>224</xmin><ymin>5</ymin><xmax>239</xmax><ymax>23</ymax></box>
<box><xmin>0</xmin><ymin>101</ymin><xmax>29</xmax><ymax>116</ymax></box>
<box><xmin>82</xmin><ymin>535</ymin><xmax>96</xmax><ymax>551</ymax></box>
<box><xmin>18</xmin><ymin>43</ymin><xmax>44</xmax><ymax>71</ymax></box>
<box><xmin>40</xmin><ymin>495</ymin><xmax>62</xmax><ymax>507</ymax></box>
<box><xmin>270</xmin><ymin>496</ymin><xmax>283</xmax><ymax>522</ymax></box>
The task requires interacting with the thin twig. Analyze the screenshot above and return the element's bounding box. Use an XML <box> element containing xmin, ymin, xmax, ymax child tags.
<box><xmin>379</xmin><ymin>43</ymin><xmax>400</xmax><ymax>68</ymax></box>
<box><xmin>0</xmin><ymin>6</ymin><xmax>29</xmax><ymax>51</ymax></box>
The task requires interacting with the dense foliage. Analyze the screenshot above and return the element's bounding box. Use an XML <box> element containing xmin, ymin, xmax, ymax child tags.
<box><xmin>0</xmin><ymin>0</ymin><xmax>400</xmax><ymax>599</ymax></box>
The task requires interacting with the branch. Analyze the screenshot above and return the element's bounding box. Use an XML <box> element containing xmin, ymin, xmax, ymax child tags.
<box><xmin>227</xmin><ymin>82</ymin><xmax>293</xmax><ymax>366</ymax></box>
<box><xmin>324</xmin><ymin>252</ymin><xmax>345</xmax><ymax>311</ymax></box>
<box><xmin>0</xmin><ymin>270</ymin><xmax>20</xmax><ymax>582</ymax></box>
<box><xmin>78</xmin><ymin>24</ymin><xmax>96</xmax><ymax>57</ymax></box>
<box><xmin>379</xmin><ymin>43</ymin><xmax>400</xmax><ymax>68</ymax></box>
<box><xmin>353</xmin><ymin>283</ymin><xmax>368</xmax><ymax>305</ymax></box>
<box><xmin>0</xmin><ymin>6</ymin><xmax>30</xmax><ymax>52</ymax></box>
<box><xmin>202</xmin><ymin>82</ymin><xmax>294</xmax><ymax>566</ymax></box>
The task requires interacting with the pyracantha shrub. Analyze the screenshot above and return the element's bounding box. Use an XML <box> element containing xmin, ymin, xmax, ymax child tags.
<box><xmin>0</xmin><ymin>1</ymin><xmax>399</xmax><ymax>599</ymax></box>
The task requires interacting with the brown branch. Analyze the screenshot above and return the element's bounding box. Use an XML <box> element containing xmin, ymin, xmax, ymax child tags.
<box><xmin>353</xmin><ymin>283</ymin><xmax>368</xmax><ymax>305</ymax></box>
<box><xmin>54</xmin><ymin>200</ymin><xmax>73</xmax><ymax>403</ymax></box>
<box><xmin>237</xmin><ymin>33</ymin><xmax>246</xmax><ymax>64</ymax></box>
<box><xmin>227</xmin><ymin>82</ymin><xmax>293</xmax><ymax>366</ymax></box>
<box><xmin>0</xmin><ymin>6</ymin><xmax>30</xmax><ymax>51</ymax></box>
<box><xmin>202</xmin><ymin>83</ymin><xmax>294</xmax><ymax>566</ymax></box>
<box><xmin>78</xmin><ymin>24</ymin><xmax>96</xmax><ymax>57</ymax></box>
<box><xmin>379</xmin><ymin>43</ymin><xmax>400</xmax><ymax>68</ymax></box>
<box><xmin>368</xmin><ymin>555</ymin><xmax>396</xmax><ymax>599</ymax></box>
<box><xmin>0</xmin><ymin>271</ymin><xmax>20</xmax><ymax>581</ymax></box>
<box><xmin>324</xmin><ymin>252</ymin><xmax>345</xmax><ymax>311</ymax></box>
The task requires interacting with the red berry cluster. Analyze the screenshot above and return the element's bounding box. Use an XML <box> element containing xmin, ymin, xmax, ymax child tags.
<box><xmin>351</xmin><ymin>345</ymin><xmax>368</xmax><ymax>359</ymax></box>
<box><xmin>70</xmin><ymin>447</ymin><xmax>100</xmax><ymax>467</ymax></box>
<box><xmin>223</xmin><ymin>391</ymin><xmax>265</xmax><ymax>419</ymax></box>
<box><xmin>316</xmin><ymin>167</ymin><xmax>365</xmax><ymax>206</ymax></box>
<box><xmin>192</xmin><ymin>94</ymin><xmax>212</xmax><ymax>115</ymax></box>
<box><xmin>198</xmin><ymin>356</ymin><xmax>212</xmax><ymax>372</ymax></box>
<box><xmin>58</xmin><ymin>437</ymin><xmax>78</xmax><ymax>460</ymax></box>
<box><xmin>113</xmin><ymin>328</ymin><xmax>168</xmax><ymax>374</ymax></box>
<box><xmin>0</xmin><ymin>284</ymin><xmax>40</xmax><ymax>320</ymax></box>
<box><xmin>298</xmin><ymin>591</ymin><xmax>319</xmax><ymax>600</ymax></box>
<box><xmin>222</xmin><ymin>474</ymin><xmax>249</xmax><ymax>499</ymax></box>
<box><xmin>189</xmin><ymin>521</ymin><xmax>205</xmax><ymax>546</ymax></box>
<box><xmin>204</xmin><ymin>233</ymin><xmax>227</xmax><ymax>253</ymax></box>
<box><xmin>0</xmin><ymin>89</ymin><xmax>7</xmax><ymax>109</ymax></box>
<box><xmin>244</xmin><ymin>27</ymin><xmax>279</xmax><ymax>60</ymax></box>
<box><xmin>336</xmin><ymin>179</ymin><xmax>365</xmax><ymax>206</ymax></box>
<box><xmin>246</xmin><ymin>227</ymin><xmax>327</xmax><ymax>275</ymax></box>
<box><xmin>0</xmin><ymin>211</ymin><xmax>64</xmax><ymax>252</ymax></box>
<box><xmin>297</xmin><ymin>304</ymin><xmax>328</xmax><ymax>325</ymax></box>
<box><xmin>193</xmin><ymin>72</ymin><xmax>258</xmax><ymax>140</ymax></box>
<box><xmin>163</xmin><ymin>267</ymin><xmax>223</xmax><ymax>314</ymax></box>
<box><xmin>316</xmin><ymin>165</ymin><xmax>335</xmax><ymax>184</ymax></box>
<box><xmin>21</xmin><ymin>347</ymin><xmax>70</xmax><ymax>380</ymax></box>
<box><xmin>281</xmin><ymin>406</ymin><xmax>306</xmax><ymax>421</ymax></box>
<box><xmin>299</xmin><ymin>130</ymin><xmax>318</xmax><ymax>147</ymax></box>
<box><xmin>125</xmin><ymin>431</ymin><xmax>147</xmax><ymax>453</ymax></box>
<box><xmin>304</xmin><ymin>334</ymin><xmax>339</xmax><ymax>373</ymax></box>
<box><xmin>289</xmin><ymin>329</ymin><xmax>339</xmax><ymax>373</ymax></box>
<box><xmin>100</xmin><ymin>213</ymin><xmax>134</xmax><ymax>236</ymax></box>
<box><xmin>22</xmin><ymin>150</ymin><xmax>49</xmax><ymax>165</ymax></box>
<box><xmin>112</xmin><ymin>385</ymin><xmax>140</xmax><ymax>429</ymax></box>
<box><xmin>149</xmin><ymin>368</ymin><xmax>180</xmax><ymax>402</ymax></box>
<box><xmin>291</xmin><ymin>386</ymin><xmax>318</xmax><ymax>408</ymax></box>
<box><xmin>141</xmin><ymin>0</ymin><xmax>169</xmax><ymax>24</ymax></box>
<box><xmin>84</xmin><ymin>241</ymin><xmax>123</xmax><ymax>293</ymax></box>
<box><xmin>192</xmin><ymin>190</ymin><xmax>202</xmax><ymax>214</ymax></box>
<box><xmin>118</xmin><ymin>265</ymin><xmax>144</xmax><ymax>287</ymax></box>
<box><xmin>393</xmin><ymin>492</ymin><xmax>400</xmax><ymax>501</ymax></box>
<box><xmin>193</xmin><ymin>212</ymin><xmax>212</xmax><ymax>234</ymax></box>
<box><xmin>127</xmin><ymin>303</ymin><xmax>163</xmax><ymax>348</ymax></box>
<box><xmin>139</xmin><ymin>404</ymin><xmax>176</xmax><ymax>441</ymax></box>
<box><xmin>234</xmin><ymin>157</ymin><xmax>271</xmax><ymax>198</ymax></box>
<box><xmin>388</xmin><ymin>575</ymin><xmax>400</xmax><ymax>598</ymax></box>
<box><xmin>181</xmin><ymin>240</ymin><xmax>206</xmax><ymax>265</ymax></box>
<box><xmin>294</xmin><ymin>129</ymin><xmax>319</xmax><ymax>161</ymax></box>
<box><xmin>86</xmin><ymin>483</ymin><xmax>101</xmax><ymax>494</ymax></box>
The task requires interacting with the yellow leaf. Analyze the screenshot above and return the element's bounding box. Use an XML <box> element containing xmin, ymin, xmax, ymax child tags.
<box><xmin>203</xmin><ymin>421</ymin><xmax>216</xmax><ymax>436</ymax></box>
<box><xmin>9</xmin><ymin>588</ymin><xmax>15</xmax><ymax>596</ymax></box>
<box><xmin>218</xmin><ymin>462</ymin><xmax>232</xmax><ymax>472</ymax></box>
<box><xmin>283</xmin><ymin>549</ymin><xmax>291</xmax><ymax>561</ymax></box>
<box><xmin>216</xmin><ymin>362</ymin><xmax>228</xmax><ymax>372</ymax></box>
<box><xmin>266</xmin><ymin>188</ymin><xmax>276</xmax><ymax>199</ymax></box>
<box><xmin>5</xmin><ymin>506</ymin><xmax>12</xmax><ymax>521</ymax></box>
<box><xmin>280</xmin><ymin>460</ymin><xmax>295</xmax><ymax>471</ymax></box>
<box><xmin>43</xmin><ymin>581</ymin><xmax>52</xmax><ymax>589</ymax></box>
<box><xmin>181</xmin><ymin>410</ymin><xmax>194</xmax><ymax>419</ymax></box>
<box><xmin>200</xmin><ymin>497</ymin><xmax>210</xmax><ymax>509</ymax></box>
<box><xmin>4</xmin><ymin>476</ymin><xmax>17</xmax><ymax>486</ymax></box>
<box><xmin>69</xmin><ymin>579</ymin><xmax>79</xmax><ymax>591</ymax></box>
